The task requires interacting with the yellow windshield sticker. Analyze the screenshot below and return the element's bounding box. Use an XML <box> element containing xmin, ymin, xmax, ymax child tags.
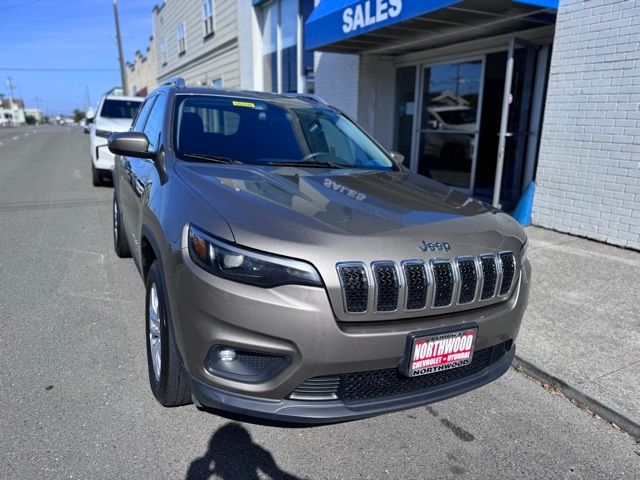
<box><xmin>232</xmin><ymin>101</ymin><xmax>255</xmax><ymax>108</ymax></box>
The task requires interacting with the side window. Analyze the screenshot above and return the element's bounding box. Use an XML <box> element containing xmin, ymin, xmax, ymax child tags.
<box><xmin>143</xmin><ymin>94</ymin><xmax>168</xmax><ymax>152</ymax></box>
<box><xmin>132</xmin><ymin>96</ymin><xmax>157</xmax><ymax>132</ymax></box>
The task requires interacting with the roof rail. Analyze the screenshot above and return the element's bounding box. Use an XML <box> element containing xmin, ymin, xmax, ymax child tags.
<box><xmin>282</xmin><ymin>93</ymin><xmax>329</xmax><ymax>106</ymax></box>
<box><xmin>162</xmin><ymin>76</ymin><xmax>186</xmax><ymax>89</ymax></box>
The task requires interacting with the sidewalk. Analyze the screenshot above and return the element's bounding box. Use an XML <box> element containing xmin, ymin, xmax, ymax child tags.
<box><xmin>516</xmin><ymin>226</ymin><xmax>640</xmax><ymax>434</ymax></box>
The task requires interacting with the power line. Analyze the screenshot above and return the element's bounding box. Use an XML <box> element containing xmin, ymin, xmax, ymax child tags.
<box><xmin>0</xmin><ymin>67</ymin><xmax>118</xmax><ymax>72</ymax></box>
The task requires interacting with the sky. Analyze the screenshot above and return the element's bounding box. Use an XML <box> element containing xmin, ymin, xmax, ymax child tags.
<box><xmin>0</xmin><ymin>0</ymin><xmax>157</xmax><ymax>115</ymax></box>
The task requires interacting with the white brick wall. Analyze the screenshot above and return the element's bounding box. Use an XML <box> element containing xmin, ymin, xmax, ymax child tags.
<box><xmin>315</xmin><ymin>52</ymin><xmax>360</xmax><ymax>119</ymax></box>
<box><xmin>533</xmin><ymin>0</ymin><xmax>640</xmax><ymax>250</ymax></box>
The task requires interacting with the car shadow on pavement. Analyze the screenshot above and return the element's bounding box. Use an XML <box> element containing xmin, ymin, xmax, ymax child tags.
<box><xmin>185</xmin><ymin>423</ymin><xmax>302</xmax><ymax>480</ymax></box>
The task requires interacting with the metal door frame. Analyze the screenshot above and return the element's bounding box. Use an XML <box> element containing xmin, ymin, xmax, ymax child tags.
<box><xmin>492</xmin><ymin>36</ymin><xmax>541</xmax><ymax>208</ymax></box>
<box><xmin>410</xmin><ymin>56</ymin><xmax>486</xmax><ymax>196</ymax></box>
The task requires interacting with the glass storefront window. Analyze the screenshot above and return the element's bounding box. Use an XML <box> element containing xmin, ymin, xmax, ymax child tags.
<box><xmin>394</xmin><ymin>66</ymin><xmax>416</xmax><ymax>167</ymax></box>
<box><xmin>418</xmin><ymin>61</ymin><xmax>482</xmax><ymax>191</ymax></box>
<box><xmin>261</xmin><ymin>2</ymin><xmax>277</xmax><ymax>93</ymax></box>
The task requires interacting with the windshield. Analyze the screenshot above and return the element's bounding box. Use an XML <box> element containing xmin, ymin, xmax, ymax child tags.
<box><xmin>173</xmin><ymin>95</ymin><xmax>395</xmax><ymax>170</ymax></box>
<box><xmin>100</xmin><ymin>99</ymin><xmax>142</xmax><ymax>119</ymax></box>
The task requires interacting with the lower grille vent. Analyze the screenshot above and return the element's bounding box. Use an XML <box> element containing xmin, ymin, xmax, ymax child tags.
<box><xmin>289</xmin><ymin>342</ymin><xmax>510</xmax><ymax>403</ymax></box>
<box><xmin>288</xmin><ymin>376</ymin><xmax>340</xmax><ymax>401</ymax></box>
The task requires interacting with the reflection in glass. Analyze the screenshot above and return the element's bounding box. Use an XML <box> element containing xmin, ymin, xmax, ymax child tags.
<box><xmin>418</xmin><ymin>61</ymin><xmax>481</xmax><ymax>190</ymax></box>
<box><xmin>394</xmin><ymin>66</ymin><xmax>416</xmax><ymax>167</ymax></box>
<box><xmin>261</xmin><ymin>3</ymin><xmax>277</xmax><ymax>92</ymax></box>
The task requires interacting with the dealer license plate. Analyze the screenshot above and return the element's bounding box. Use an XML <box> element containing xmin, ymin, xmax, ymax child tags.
<box><xmin>406</xmin><ymin>328</ymin><xmax>477</xmax><ymax>377</ymax></box>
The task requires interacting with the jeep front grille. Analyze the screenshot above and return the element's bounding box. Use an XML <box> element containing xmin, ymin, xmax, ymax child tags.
<box><xmin>373</xmin><ymin>262</ymin><xmax>399</xmax><ymax>312</ymax></box>
<box><xmin>337</xmin><ymin>264</ymin><xmax>369</xmax><ymax>313</ymax></box>
<box><xmin>499</xmin><ymin>252</ymin><xmax>515</xmax><ymax>295</ymax></box>
<box><xmin>336</xmin><ymin>252</ymin><xmax>517</xmax><ymax>315</ymax></box>
<box><xmin>457</xmin><ymin>258</ymin><xmax>478</xmax><ymax>304</ymax></box>
<box><xmin>403</xmin><ymin>261</ymin><xmax>428</xmax><ymax>311</ymax></box>
<box><xmin>432</xmin><ymin>261</ymin><xmax>454</xmax><ymax>307</ymax></box>
<box><xmin>480</xmin><ymin>255</ymin><xmax>498</xmax><ymax>300</ymax></box>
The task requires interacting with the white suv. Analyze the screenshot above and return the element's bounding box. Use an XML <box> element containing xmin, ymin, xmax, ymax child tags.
<box><xmin>88</xmin><ymin>88</ymin><xmax>142</xmax><ymax>186</ymax></box>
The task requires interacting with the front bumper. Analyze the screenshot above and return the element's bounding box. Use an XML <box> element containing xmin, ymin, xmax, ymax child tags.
<box><xmin>168</xmin><ymin>247</ymin><xmax>530</xmax><ymax>422</ymax></box>
<box><xmin>189</xmin><ymin>343</ymin><xmax>515</xmax><ymax>424</ymax></box>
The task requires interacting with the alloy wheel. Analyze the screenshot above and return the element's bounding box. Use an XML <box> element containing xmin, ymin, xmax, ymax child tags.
<box><xmin>148</xmin><ymin>283</ymin><xmax>162</xmax><ymax>381</ymax></box>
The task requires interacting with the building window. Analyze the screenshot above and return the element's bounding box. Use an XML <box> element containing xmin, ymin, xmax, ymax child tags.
<box><xmin>259</xmin><ymin>0</ymin><xmax>314</xmax><ymax>94</ymax></box>
<box><xmin>177</xmin><ymin>22</ymin><xmax>186</xmax><ymax>54</ymax></box>
<box><xmin>159</xmin><ymin>39</ymin><xmax>168</xmax><ymax>66</ymax></box>
<box><xmin>261</xmin><ymin>2</ymin><xmax>278</xmax><ymax>93</ymax></box>
<box><xmin>202</xmin><ymin>0</ymin><xmax>214</xmax><ymax>37</ymax></box>
<box><xmin>212</xmin><ymin>78</ymin><xmax>222</xmax><ymax>88</ymax></box>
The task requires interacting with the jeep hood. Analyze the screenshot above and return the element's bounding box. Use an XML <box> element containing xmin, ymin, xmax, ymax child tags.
<box><xmin>175</xmin><ymin>163</ymin><xmax>526</xmax><ymax>256</ymax></box>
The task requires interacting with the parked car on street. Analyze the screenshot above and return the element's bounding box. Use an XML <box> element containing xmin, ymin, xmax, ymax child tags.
<box><xmin>89</xmin><ymin>88</ymin><xmax>142</xmax><ymax>186</ymax></box>
<box><xmin>108</xmin><ymin>78</ymin><xmax>530</xmax><ymax>424</ymax></box>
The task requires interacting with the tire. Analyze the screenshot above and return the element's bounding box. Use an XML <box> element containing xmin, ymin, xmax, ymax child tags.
<box><xmin>91</xmin><ymin>160</ymin><xmax>102</xmax><ymax>187</ymax></box>
<box><xmin>112</xmin><ymin>195</ymin><xmax>131</xmax><ymax>258</ymax></box>
<box><xmin>145</xmin><ymin>260</ymin><xmax>192</xmax><ymax>407</ymax></box>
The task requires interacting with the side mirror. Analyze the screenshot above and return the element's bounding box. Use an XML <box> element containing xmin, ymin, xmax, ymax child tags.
<box><xmin>108</xmin><ymin>132</ymin><xmax>155</xmax><ymax>159</ymax></box>
<box><xmin>428</xmin><ymin>120</ymin><xmax>440</xmax><ymax>130</ymax></box>
<box><xmin>389</xmin><ymin>151</ymin><xmax>405</xmax><ymax>164</ymax></box>
<box><xmin>86</xmin><ymin>109</ymin><xmax>96</xmax><ymax>121</ymax></box>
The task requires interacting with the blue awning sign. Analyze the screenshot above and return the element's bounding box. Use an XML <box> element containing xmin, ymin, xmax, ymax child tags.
<box><xmin>306</xmin><ymin>0</ymin><xmax>463</xmax><ymax>50</ymax></box>
<box><xmin>342</xmin><ymin>0</ymin><xmax>403</xmax><ymax>34</ymax></box>
<box><xmin>305</xmin><ymin>0</ymin><xmax>558</xmax><ymax>51</ymax></box>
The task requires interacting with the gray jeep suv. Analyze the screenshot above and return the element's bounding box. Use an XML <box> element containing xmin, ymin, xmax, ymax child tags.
<box><xmin>108</xmin><ymin>78</ymin><xmax>530</xmax><ymax>424</ymax></box>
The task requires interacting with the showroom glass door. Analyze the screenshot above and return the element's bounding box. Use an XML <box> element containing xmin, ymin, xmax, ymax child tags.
<box><xmin>416</xmin><ymin>60</ymin><xmax>483</xmax><ymax>194</ymax></box>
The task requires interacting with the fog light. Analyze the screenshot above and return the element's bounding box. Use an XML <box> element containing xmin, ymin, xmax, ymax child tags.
<box><xmin>205</xmin><ymin>346</ymin><xmax>291</xmax><ymax>383</ymax></box>
<box><xmin>218</xmin><ymin>349</ymin><xmax>236</xmax><ymax>362</ymax></box>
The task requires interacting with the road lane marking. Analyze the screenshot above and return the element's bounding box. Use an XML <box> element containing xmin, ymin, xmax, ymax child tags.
<box><xmin>24</xmin><ymin>133</ymin><xmax>30</xmax><ymax>137</ymax></box>
<box><xmin>12</xmin><ymin>136</ymin><xmax>19</xmax><ymax>140</ymax></box>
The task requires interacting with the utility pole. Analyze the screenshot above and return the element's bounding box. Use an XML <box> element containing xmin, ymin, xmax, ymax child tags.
<box><xmin>84</xmin><ymin>85</ymin><xmax>92</xmax><ymax>110</ymax></box>
<box><xmin>112</xmin><ymin>0</ymin><xmax>128</xmax><ymax>95</ymax></box>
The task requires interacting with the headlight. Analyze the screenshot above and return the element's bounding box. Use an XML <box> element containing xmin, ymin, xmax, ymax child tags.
<box><xmin>95</xmin><ymin>129</ymin><xmax>112</xmax><ymax>138</ymax></box>
<box><xmin>188</xmin><ymin>224</ymin><xmax>323</xmax><ymax>288</ymax></box>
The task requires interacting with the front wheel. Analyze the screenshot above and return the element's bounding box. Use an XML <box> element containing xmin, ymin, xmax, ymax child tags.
<box><xmin>145</xmin><ymin>260</ymin><xmax>191</xmax><ymax>407</ymax></box>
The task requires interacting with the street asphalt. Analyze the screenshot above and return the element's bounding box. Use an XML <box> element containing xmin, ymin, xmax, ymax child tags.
<box><xmin>0</xmin><ymin>125</ymin><xmax>639</xmax><ymax>480</ymax></box>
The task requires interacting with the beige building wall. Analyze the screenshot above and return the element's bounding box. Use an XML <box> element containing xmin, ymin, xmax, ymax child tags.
<box><xmin>152</xmin><ymin>0</ymin><xmax>240</xmax><ymax>88</ymax></box>
<box><xmin>126</xmin><ymin>36</ymin><xmax>158</xmax><ymax>96</ymax></box>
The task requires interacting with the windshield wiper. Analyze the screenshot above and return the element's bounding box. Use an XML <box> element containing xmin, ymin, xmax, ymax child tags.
<box><xmin>182</xmin><ymin>153</ymin><xmax>241</xmax><ymax>164</ymax></box>
<box><xmin>266</xmin><ymin>160</ymin><xmax>348</xmax><ymax>169</ymax></box>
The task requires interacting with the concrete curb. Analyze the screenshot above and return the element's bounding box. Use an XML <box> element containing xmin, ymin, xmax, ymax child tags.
<box><xmin>513</xmin><ymin>356</ymin><xmax>640</xmax><ymax>440</ymax></box>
